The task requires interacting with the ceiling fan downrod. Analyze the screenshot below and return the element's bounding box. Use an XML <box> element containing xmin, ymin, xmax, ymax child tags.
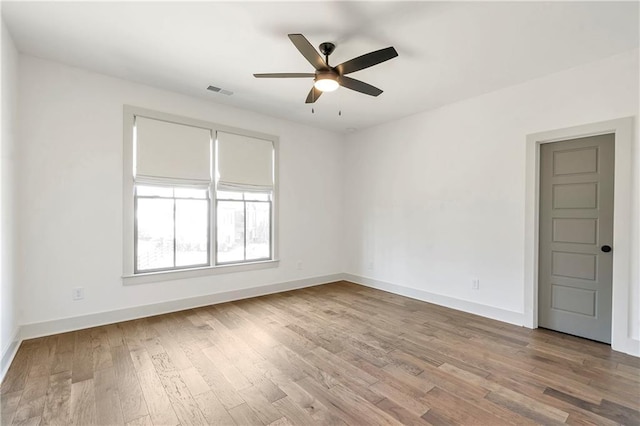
<box><xmin>319</xmin><ymin>42</ymin><xmax>336</xmax><ymax>66</ymax></box>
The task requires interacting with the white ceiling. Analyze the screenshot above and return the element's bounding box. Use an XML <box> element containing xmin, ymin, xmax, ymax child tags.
<box><xmin>2</xmin><ymin>1</ymin><xmax>638</xmax><ymax>133</ymax></box>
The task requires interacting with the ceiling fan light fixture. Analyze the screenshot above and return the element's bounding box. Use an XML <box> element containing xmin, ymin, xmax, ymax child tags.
<box><xmin>314</xmin><ymin>73</ymin><xmax>339</xmax><ymax>92</ymax></box>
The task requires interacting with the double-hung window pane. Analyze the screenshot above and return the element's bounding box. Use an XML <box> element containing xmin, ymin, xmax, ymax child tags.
<box><xmin>216</xmin><ymin>192</ymin><xmax>271</xmax><ymax>264</ymax></box>
<box><xmin>216</xmin><ymin>199</ymin><xmax>245</xmax><ymax>263</ymax></box>
<box><xmin>246</xmin><ymin>201</ymin><xmax>270</xmax><ymax>260</ymax></box>
<box><xmin>176</xmin><ymin>198</ymin><xmax>208</xmax><ymax>267</ymax></box>
<box><xmin>135</xmin><ymin>186</ymin><xmax>209</xmax><ymax>272</ymax></box>
<box><xmin>137</xmin><ymin>197</ymin><xmax>174</xmax><ymax>270</ymax></box>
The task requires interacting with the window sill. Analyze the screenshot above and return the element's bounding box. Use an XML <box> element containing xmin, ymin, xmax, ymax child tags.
<box><xmin>122</xmin><ymin>259</ymin><xmax>280</xmax><ymax>286</ymax></box>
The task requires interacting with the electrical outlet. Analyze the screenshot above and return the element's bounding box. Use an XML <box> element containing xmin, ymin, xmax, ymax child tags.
<box><xmin>72</xmin><ymin>287</ymin><xmax>84</xmax><ymax>300</ymax></box>
<box><xmin>472</xmin><ymin>279</ymin><xmax>480</xmax><ymax>290</ymax></box>
<box><xmin>297</xmin><ymin>261</ymin><xmax>303</xmax><ymax>270</ymax></box>
<box><xmin>367</xmin><ymin>261</ymin><xmax>374</xmax><ymax>270</ymax></box>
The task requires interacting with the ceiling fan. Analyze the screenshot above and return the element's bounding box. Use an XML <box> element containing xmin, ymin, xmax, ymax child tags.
<box><xmin>254</xmin><ymin>34</ymin><xmax>398</xmax><ymax>104</ymax></box>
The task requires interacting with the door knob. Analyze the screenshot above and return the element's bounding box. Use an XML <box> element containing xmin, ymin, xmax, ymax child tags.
<box><xmin>601</xmin><ymin>245</ymin><xmax>612</xmax><ymax>253</ymax></box>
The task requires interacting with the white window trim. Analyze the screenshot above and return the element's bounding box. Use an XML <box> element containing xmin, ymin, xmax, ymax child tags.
<box><xmin>122</xmin><ymin>105</ymin><xmax>279</xmax><ymax>285</ymax></box>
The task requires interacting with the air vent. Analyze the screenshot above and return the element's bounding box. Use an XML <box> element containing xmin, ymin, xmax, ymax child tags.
<box><xmin>207</xmin><ymin>85</ymin><xmax>233</xmax><ymax>96</ymax></box>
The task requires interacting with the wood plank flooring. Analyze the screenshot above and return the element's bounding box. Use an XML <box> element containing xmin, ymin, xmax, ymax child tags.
<box><xmin>2</xmin><ymin>281</ymin><xmax>639</xmax><ymax>425</ymax></box>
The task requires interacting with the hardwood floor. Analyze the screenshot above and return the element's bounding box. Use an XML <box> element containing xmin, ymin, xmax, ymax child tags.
<box><xmin>2</xmin><ymin>281</ymin><xmax>639</xmax><ymax>425</ymax></box>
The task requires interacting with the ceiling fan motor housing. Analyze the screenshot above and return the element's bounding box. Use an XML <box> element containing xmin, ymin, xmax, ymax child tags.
<box><xmin>316</xmin><ymin>70</ymin><xmax>338</xmax><ymax>80</ymax></box>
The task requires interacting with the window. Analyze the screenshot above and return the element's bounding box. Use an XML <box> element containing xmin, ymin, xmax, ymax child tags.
<box><xmin>216</xmin><ymin>191</ymin><xmax>271</xmax><ymax>264</ymax></box>
<box><xmin>215</xmin><ymin>130</ymin><xmax>274</xmax><ymax>264</ymax></box>
<box><xmin>135</xmin><ymin>186</ymin><xmax>209</xmax><ymax>272</ymax></box>
<box><xmin>123</xmin><ymin>106</ymin><xmax>278</xmax><ymax>281</ymax></box>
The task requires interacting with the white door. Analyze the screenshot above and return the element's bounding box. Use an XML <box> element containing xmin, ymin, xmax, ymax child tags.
<box><xmin>538</xmin><ymin>134</ymin><xmax>614</xmax><ymax>344</ymax></box>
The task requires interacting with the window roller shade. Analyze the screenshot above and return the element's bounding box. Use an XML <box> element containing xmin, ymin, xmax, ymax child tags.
<box><xmin>217</xmin><ymin>131</ymin><xmax>274</xmax><ymax>192</ymax></box>
<box><xmin>136</xmin><ymin>116</ymin><xmax>211</xmax><ymax>183</ymax></box>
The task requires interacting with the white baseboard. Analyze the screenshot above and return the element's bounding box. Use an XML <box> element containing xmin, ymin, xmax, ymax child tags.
<box><xmin>344</xmin><ymin>273</ymin><xmax>526</xmax><ymax>326</ymax></box>
<box><xmin>619</xmin><ymin>337</ymin><xmax>640</xmax><ymax>357</ymax></box>
<box><xmin>1</xmin><ymin>328</ymin><xmax>21</xmax><ymax>382</ymax></box>
<box><xmin>19</xmin><ymin>274</ymin><xmax>344</xmax><ymax>341</ymax></box>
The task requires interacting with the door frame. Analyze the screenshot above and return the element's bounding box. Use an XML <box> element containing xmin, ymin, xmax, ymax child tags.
<box><xmin>524</xmin><ymin>117</ymin><xmax>636</xmax><ymax>355</ymax></box>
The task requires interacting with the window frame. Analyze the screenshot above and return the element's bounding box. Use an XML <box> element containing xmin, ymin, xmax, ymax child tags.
<box><xmin>122</xmin><ymin>105</ymin><xmax>279</xmax><ymax>285</ymax></box>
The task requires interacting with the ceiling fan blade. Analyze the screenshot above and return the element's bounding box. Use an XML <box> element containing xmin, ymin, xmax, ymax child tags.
<box><xmin>253</xmin><ymin>73</ymin><xmax>315</xmax><ymax>78</ymax></box>
<box><xmin>305</xmin><ymin>86</ymin><xmax>323</xmax><ymax>104</ymax></box>
<box><xmin>338</xmin><ymin>76</ymin><xmax>383</xmax><ymax>96</ymax></box>
<box><xmin>336</xmin><ymin>47</ymin><xmax>398</xmax><ymax>75</ymax></box>
<box><xmin>288</xmin><ymin>34</ymin><xmax>329</xmax><ymax>71</ymax></box>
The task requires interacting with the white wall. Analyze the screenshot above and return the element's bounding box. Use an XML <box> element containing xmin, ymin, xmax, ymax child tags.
<box><xmin>1</xmin><ymin>21</ymin><xmax>19</xmax><ymax>372</ymax></box>
<box><xmin>344</xmin><ymin>49</ymin><xmax>639</xmax><ymax>352</ymax></box>
<box><xmin>10</xmin><ymin>47</ymin><xmax>640</xmax><ymax>358</ymax></box>
<box><xmin>16</xmin><ymin>55</ymin><xmax>345</xmax><ymax>328</ymax></box>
